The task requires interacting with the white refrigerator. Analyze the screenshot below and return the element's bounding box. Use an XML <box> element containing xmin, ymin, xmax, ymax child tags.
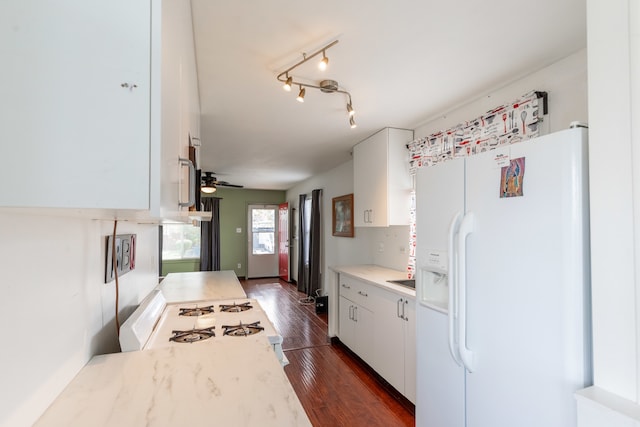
<box><xmin>415</xmin><ymin>127</ymin><xmax>592</xmax><ymax>427</ymax></box>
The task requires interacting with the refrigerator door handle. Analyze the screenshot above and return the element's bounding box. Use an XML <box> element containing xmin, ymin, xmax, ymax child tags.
<box><xmin>447</xmin><ymin>211</ymin><xmax>463</xmax><ymax>366</ymax></box>
<box><xmin>457</xmin><ymin>212</ymin><xmax>476</xmax><ymax>373</ymax></box>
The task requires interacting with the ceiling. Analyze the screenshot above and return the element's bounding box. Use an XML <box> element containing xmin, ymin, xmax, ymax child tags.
<box><xmin>191</xmin><ymin>0</ymin><xmax>586</xmax><ymax>191</ymax></box>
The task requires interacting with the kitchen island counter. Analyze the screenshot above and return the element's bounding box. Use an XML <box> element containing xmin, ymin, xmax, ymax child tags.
<box><xmin>35</xmin><ymin>338</ymin><xmax>311</xmax><ymax>427</ymax></box>
<box><xmin>157</xmin><ymin>270</ymin><xmax>246</xmax><ymax>303</ymax></box>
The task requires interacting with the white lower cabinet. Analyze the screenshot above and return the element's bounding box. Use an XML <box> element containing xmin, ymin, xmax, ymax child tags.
<box><xmin>370</xmin><ymin>285</ymin><xmax>416</xmax><ymax>403</ymax></box>
<box><xmin>337</xmin><ymin>274</ymin><xmax>416</xmax><ymax>402</ymax></box>
<box><xmin>338</xmin><ymin>295</ymin><xmax>375</xmax><ymax>367</ymax></box>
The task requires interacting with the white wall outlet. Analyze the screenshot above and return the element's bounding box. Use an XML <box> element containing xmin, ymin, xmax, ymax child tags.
<box><xmin>237</xmin><ymin>263</ymin><xmax>241</xmax><ymax>269</ymax></box>
<box><xmin>236</xmin><ymin>227</ymin><xmax>242</xmax><ymax>233</ymax></box>
<box><xmin>105</xmin><ymin>234</ymin><xmax>136</xmax><ymax>283</ymax></box>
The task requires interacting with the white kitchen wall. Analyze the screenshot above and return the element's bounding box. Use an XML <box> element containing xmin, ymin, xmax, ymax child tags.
<box><xmin>0</xmin><ymin>211</ymin><xmax>158</xmax><ymax>427</ymax></box>
<box><xmin>413</xmin><ymin>48</ymin><xmax>588</xmax><ymax>138</ymax></box>
<box><xmin>286</xmin><ymin>160</ymin><xmax>371</xmax><ymax>294</ymax></box>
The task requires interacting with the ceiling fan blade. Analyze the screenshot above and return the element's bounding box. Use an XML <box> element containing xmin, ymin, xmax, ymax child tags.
<box><xmin>216</xmin><ymin>182</ymin><xmax>244</xmax><ymax>188</ymax></box>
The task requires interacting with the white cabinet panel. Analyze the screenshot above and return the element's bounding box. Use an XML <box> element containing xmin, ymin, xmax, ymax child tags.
<box><xmin>353</xmin><ymin>128</ymin><xmax>414</xmax><ymax>227</ymax></box>
<box><xmin>1</xmin><ymin>0</ymin><xmax>151</xmax><ymax>210</ymax></box>
<box><xmin>0</xmin><ymin>0</ymin><xmax>203</xmax><ymax>222</ymax></box>
<box><xmin>338</xmin><ymin>273</ymin><xmax>416</xmax><ymax>402</ymax></box>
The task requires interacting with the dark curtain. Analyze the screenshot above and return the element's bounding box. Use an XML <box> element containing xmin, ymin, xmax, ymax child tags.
<box><xmin>297</xmin><ymin>190</ymin><xmax>322</xmax><ymax>298</ymax></box>
<box><xmin>200</xmin><ymin>197</ymin><xmax>221</xmax><ymax>271</ymax></box>
<box><xmin>297</xmin><ymin>194</ymin><xmax>307</xmax><ymax>293</ymax></box>
<box><xmin>308</xmin><ymin>189</ymin><xmax>322</xmax><ymax>297</ymax></box>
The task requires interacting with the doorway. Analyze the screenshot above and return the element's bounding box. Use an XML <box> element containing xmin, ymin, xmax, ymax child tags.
<box><xmin>247</xmin><ymin>204</ymin><xmax>279</xmax><ymax>278</ymax></box>
<box><xmin>278</xmin><ymin>202</ymin><xmax>290</xmax><ymax>282</ymax></box>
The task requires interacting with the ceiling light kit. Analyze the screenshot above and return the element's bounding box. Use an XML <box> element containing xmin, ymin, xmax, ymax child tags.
<box><xmin>277</xmin><ymin>40</ymin><xmax>356</xmax><ymax>128</ymax></box>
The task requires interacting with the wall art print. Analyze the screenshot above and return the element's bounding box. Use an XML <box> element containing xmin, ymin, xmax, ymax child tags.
<box><xmin>500</xmin><ymin>157</ymin><xmax>525</xmax><ymax>198</ymax></box>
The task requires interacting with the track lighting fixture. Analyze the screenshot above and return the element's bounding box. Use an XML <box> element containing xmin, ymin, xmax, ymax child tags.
<box><xmin>319</xmin><ymin>51</ymin><xmax>328</xmax><ymax>70</ymax></box>
<box><xmin>283</xmin><ymin>75</ymin><xmax>292</xmax><ymax>92</ymax></box>
<box><xmin>347</xmin><ymin>102</ymin><xmax>355</xmax><ymax>116</ymax></box>
<box><xmin>276</xmin><ymin>39</ymin><xmax>357</xmax><ymax>129</ymax></box>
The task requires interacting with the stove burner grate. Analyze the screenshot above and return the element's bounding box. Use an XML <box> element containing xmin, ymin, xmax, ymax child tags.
<box><xmin>178</xmin><ymin>305</ymin><xmax>215</xmax><ymax>316</ymax></box>
<box><xmin>222</xmin><ymin>321</ymin><xmax>264</xmax><ymax>337</ymax></box>
<box><xmin>169</xmin><ymin>327</ymin><xmax>215</xmax><ymax>343</ymax></box>
<box><xmin>219</xmin><ymin>302</ymin><xmax>253</xmax><ymax>313</ymax></box>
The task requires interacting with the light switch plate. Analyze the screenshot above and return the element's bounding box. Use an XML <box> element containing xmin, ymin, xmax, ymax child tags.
<box><xmin>105</xmin><ymin>234</ymin><xmax>136</xmax><ymax>283</ymax></box>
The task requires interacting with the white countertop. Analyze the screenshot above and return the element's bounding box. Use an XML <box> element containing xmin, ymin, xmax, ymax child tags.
<box><xmin>35</xmin><ymin>338</ymin><xmax>311</xmax><ymax>427</ymax></box>
<box><xmin>157</xmin><ymin>270</ymin><xmax>247</xmax><ymax>303</ymax></box>
<box><xmin>330</xmin><ymin>264</ymin><xmax>416</xmax><ymax>298</ymax></box>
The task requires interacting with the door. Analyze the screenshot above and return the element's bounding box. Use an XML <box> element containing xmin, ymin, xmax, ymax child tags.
<box><xmin>463</xmin><ymin>129</ymin><xmax>590</xmax><ymax>427</ymax></box>
<box><xmin>278</xmin><ymin>202</ymin><xmax>290</xmax><ymax>281</ymax></box>
<box><xmin>415</xmin><ymin>158</ymin><xmax>465</xmax><ymax>427</ymax></box>
<box><xmin>247</xmin><ymin>204</ymin><xmax>279</xmax><ymax>278</ymax></box>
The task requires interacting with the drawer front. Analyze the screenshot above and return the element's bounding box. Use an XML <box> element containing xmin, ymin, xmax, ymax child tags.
<box><xmin>340</xmin><ymin>275</ymin><xmax>373</xmax><ymax>310</ymax></box>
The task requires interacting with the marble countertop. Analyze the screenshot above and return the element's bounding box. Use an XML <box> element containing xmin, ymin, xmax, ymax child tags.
<box><xmin>330</xmin><ymin>264</ymin><xmax>416</xmax><ymax>298</ymax></box>
<box><xmin>157</xmin><ymin>270</ymin><xmax>247</xmax><ymax>303</ymax></box>
<box><xmin>35</xmin><ymin>338</ymin><xmax>311</xmax><ymax>427</ymax></box>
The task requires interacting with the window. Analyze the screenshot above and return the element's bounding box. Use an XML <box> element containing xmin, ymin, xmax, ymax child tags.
<box><xmin>161</xmin><ymin>224</ymin><xmax>201</xmax><ymax>260</ymax></box>
<box><xmin>251</xmin><ymin>208</ymin><xmax>275</xmax><ymax>255</ymax></box>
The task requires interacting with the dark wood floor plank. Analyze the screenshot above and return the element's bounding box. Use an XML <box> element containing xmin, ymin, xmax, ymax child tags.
<box><xmin>240</xmin><ymin>278</ymin><xmax>415</xmax><ymax>427</ymax></box>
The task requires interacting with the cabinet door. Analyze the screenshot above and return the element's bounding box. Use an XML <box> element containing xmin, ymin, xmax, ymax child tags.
<box><xmin>352</xmin><ymin>303</ymin><xmax>375</xmax><ymax>367</ymax></box>
<box><xmin>1</xmin><ymin>0</ymin><xmax>151</xmax><ymax>209</ymax></box>
<box><xmin>338</xmin><ymin>296</ymin><xmax>356</xmax><ymax>350</ymax></box>
<box><xmin>353</xmin><ymin>129</ymin><xmax>388</xmax><ymax>227</ymax></box>
<box><xmin>371</xmin><ymin>288</ymin><xmax>405</xmax><ymax>393</ymax></box>
<box><xmin>404</xmin><ymin>300</ymin><xmax>417</xmax><ymax>404</ymax></box>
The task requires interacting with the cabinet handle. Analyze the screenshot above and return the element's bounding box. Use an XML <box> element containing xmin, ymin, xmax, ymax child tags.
<box><xmin>358</xmin><ymin>290</ymin><xmax>368</xmax><ymax>297</ymax></box>
<box><xmin>120</xmin><ymin>82</ymin><xmax>138</xmax><ymax>90</ymax></box>
<box><xmin>368</xmin><ymin>209</ymin><xmax>373</xmax><ymax>223</ymax></box>
<box><xmin>178</xmin><ymin>157</ymin><xmax>195</xmax><ymax>208</ymax></box>
<box><xmin>353</xmin><ymin>306</ymin><xmax>358</xmax><ymax>322</ymax></box>
<box><xmin>349</xmin><ymin>305</ymin><xmax>353</xmax><ymax>320</ymax></box>
<box><xmin>397</xmin><ymin>298</ymin><xmax>402</xmax><ymax>318</ymax></box>
<box><xmin>342</xmin><ymin>283</ymin><xmax>351</xmax><ymax>289</ymax></box>
<box><xmin>404</xmin><ymin>299</ymin><xmax>409</xmax><ymax>321</ymax></box>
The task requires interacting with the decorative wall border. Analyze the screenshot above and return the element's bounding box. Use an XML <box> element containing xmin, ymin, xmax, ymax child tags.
<box><xmin>407</xmin><ymin>91</ymin><xmax>548</xmax><ymax>174</ymax></box>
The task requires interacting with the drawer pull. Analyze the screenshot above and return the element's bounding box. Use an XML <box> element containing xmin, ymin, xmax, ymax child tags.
<box><xmin>342</xmin><ymin>283</ymin><xmax>351</xmax><ymax>289</ymax></box>
<box><xmin>358</xmin><ymin>291</ymin><xmax>368</xmax><ymax>297</ymax></box>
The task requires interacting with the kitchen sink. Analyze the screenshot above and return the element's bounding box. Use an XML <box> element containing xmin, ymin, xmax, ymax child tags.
<box><xmin>386</xmin><ymin>279</ymin><xmax>415</xmax><ymax>289</ymax></box>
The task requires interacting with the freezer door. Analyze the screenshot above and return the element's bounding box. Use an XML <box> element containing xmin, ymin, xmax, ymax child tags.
<box><xmin>415</xmin><ymin>158</ymin><xmax>465</xmax><ymax>425</ymax></box>
<box><xmin>416</xmin><ymin>305</ymin><xmax>465</xmax><ymax>427</ymax></box>
<box><xmin>415</xmin><ymin>158</ymin><xmax>465</xmax><ymax>309</ymax></box>
<box><xmin>463</xmin><ymin>128</ymin><xmax>591</xmax><ymax>427</ymax></box>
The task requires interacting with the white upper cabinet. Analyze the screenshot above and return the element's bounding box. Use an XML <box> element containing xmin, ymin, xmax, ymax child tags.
<box><xmin>0</xmin><ymin>0</ymin><xmax>203</xmax><ymax>222</ymax></box>
<box><xmin>353</xmin><ymin>128</ymin><xmax>414</xmax><ymax>227</ymax></box>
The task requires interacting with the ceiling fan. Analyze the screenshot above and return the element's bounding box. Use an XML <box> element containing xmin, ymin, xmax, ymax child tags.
<box><xmin>201</xmin><ymin>171</ymin><xmax>244</xmax><ymax>193</ymax></box>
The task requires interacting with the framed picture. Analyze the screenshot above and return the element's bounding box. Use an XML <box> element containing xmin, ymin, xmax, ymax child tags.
<box><xmin>332</xmin><ymin>194</ymin><xmax>354</xmax><ymax>237</ymax></box>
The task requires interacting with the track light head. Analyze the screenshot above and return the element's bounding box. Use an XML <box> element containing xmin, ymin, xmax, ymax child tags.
<box><xmin>349</xmin><ymin>116</ymin><xmax>357</xmax><ymax>129</ymax></box>
<box><xmin>296</xmin><ymin>86</ymin><xmax>305</xmax><ymax>103</ymax></box>
<box><xmin>283</xmin><ymin>75</ymin><xmax>292</xmax><ymax>92</ymax></box>
<box><xmin>319</xmin><ymin>51</ymin><xmax>329</xmax><ymax>70</ymax></box>
<box><xmin>347</xmin><ymin>103</ymin><xmax>355</xmax><ymax>116</ymax></box>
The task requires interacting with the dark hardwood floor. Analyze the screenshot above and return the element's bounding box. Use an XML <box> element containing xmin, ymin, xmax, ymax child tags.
<box><xmin>240</xmin><ymin>278</ymin><xmax>415</xmax><ymax>427</ymax></box>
